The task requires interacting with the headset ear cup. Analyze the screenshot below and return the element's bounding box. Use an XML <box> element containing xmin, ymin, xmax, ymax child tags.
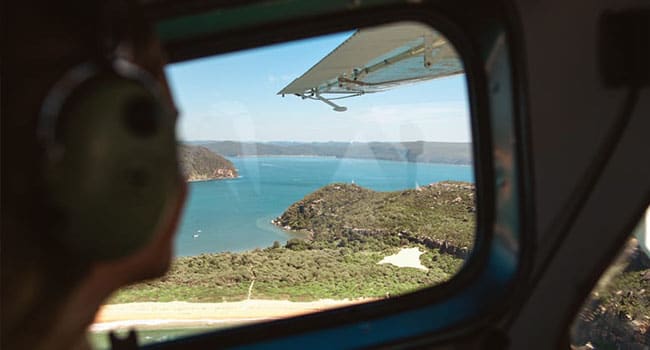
<box><xmin>48</xmin><ymin>75</ymin><xmax>179</xmax><ymax>261</ymax></box>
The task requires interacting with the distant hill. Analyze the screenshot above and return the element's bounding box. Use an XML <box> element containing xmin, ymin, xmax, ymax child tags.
<box><xmin>179</xmin><ymin>145</ymin><xmax>238</xmax><ymax>182</ymax></box>
<box><xmin>193</xmin><ymin>141</ymin><xmax>472</xmax><ymax>165</ymax></box>
<box><xmin>273</xmin><ymin>181</ymin><xmax>476</xmax><ymax>255</ymax></box>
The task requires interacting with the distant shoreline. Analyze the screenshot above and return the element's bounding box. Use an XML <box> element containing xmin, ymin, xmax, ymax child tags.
<box><xmin>190</xmin><ymin>140</ymin><xmax>472</xmax><ymax>165</ymax></box>
<box><xmin>232</xmin><ymin>154</ymin><xmax>337</xmax><ymax>159</ymax></box>
<box><xmin>227</xmin><ymin>154</ymin><xmax>472</xmax><ymax>166</ymax></box>
<box><xmin>186</xmin><ymin>175</ymin><xmax>241</xmax><ymax>183</ymax></box>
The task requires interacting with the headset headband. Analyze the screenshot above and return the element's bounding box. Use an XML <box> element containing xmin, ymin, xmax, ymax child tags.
<box><xmin>37</xmin><ymin>58</ymin><xmax>164</xmax><ymax>163</ymax></box>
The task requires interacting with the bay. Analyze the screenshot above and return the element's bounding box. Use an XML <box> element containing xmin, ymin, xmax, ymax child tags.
<box><xmin>174</xmin><ymin>156</ymin><xmax>473</xmax><ymax>256</ymax></box>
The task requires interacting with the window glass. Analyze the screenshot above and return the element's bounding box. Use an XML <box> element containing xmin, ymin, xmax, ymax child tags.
<box><xmin>89</xmin><ymin>22</ymin><xmax>474</xmax><ymax>348</ymax></box>
<box><xmin>571</xmin><ymin>206</ymin><xmax>650</xmax><ymax>349</ymax></box>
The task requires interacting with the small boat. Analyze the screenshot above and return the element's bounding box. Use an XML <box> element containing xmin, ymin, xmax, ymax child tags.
<box><xmin>193</xmin><ymin>234</ymin><xmax>200</xmax><ymax>238</ymax></box>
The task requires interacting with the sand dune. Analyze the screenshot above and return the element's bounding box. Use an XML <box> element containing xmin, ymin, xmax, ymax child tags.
<box><xmin>378</xmin><ymin>247</ymin><xmax>428</xmax><ymax>270</ymax></box>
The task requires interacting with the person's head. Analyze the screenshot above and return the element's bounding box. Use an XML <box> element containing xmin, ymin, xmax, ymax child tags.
<box><xmin>2</xmin><ymin>1</ymin><xmax>186</xmax><ymax>348</ymax></box>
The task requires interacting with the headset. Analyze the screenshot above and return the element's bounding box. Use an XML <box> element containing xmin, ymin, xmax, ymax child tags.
<box><xmin>37</xmin><ymin>45</ymin><xmax>180</xmax><ymax>261</ymax></box>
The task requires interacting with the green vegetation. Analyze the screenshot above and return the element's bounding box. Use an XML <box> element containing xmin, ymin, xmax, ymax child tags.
<box><xmin>275</xmin><ymin>181</ymin><xmax>475</xmax><ymax>251</ymax></box>
<box><xmin>111</xmin><ymin>181</ymin><xmax>474</xmax><ymax>303</ymax></box>
<box><xmin>179</xmin><ymin>145</ymin><xmax>238</xmax><ymax>181</ymax></box>
<box><xmin>111</xmin><ymin>246</ymin><xmax>463</xmax><ymax>303</ymax></box>
<box><xmin>600</xmin><ymin>268</ymin><xmax>649</xmax><ymax>320</ymax></box>
<box><xmin>111</xmin><ymin>179</ymin><xmax>650</xmax><ymax>348</ymax></box>
<box><xmin>193</xmin><ymin>141</ymin><xmax>472</xmax><ymax>165</ymax></box>
<box><xmin>572</xmin><ymin>243</ymin><xmax>649</xmax><ymax>348</ymax></box>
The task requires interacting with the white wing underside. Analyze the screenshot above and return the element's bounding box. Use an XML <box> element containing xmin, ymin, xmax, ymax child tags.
<box><xmin>278</xmin><ymin>22</ymin><xmax>464</xmax><ymax>101</ymax></box>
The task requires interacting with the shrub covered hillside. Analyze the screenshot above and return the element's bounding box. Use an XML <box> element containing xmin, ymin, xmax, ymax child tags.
<box><xmin>273</xmin><ymin>181</ymin><xmax>475</xmax><ymax>256</ymax></box>
<box><xmin>111</xmin><ymin>181</ymin><xmax>475</xmax><ymax>303</ymax></box>
<box><xmin>573</xmin><ymin>241</ymin><xmax>650</xmax><ymax>349</ymax></box>
<box><xmin>111</xmin><ymin>247</ymin><xmax>464</xmax><ymax>303</ymax></box>
<box><xmin>179</xmin><ymin>145</ymin><xmax>238</xmax><ymax>181</ymax></box>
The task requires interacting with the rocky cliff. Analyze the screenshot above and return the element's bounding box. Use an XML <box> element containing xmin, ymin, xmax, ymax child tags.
<box><xmin>179</xmin><ymin>145</ymin><xmax>238</xmax><ymax>182</ymax></box>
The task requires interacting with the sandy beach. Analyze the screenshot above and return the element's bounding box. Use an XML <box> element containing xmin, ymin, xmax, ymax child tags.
<box><xmin>92</xmin><ymin>299</ymin><xmax>369</xmax><ymax>332</ymax></box>
<box><xmin>91</xmin><ymin>248</ymin><xmax>427</xmax><ymax>332</ymax></box>
<box><xmin>378</xmin><ymin>247</ymin><xmax>428</xmax><ymax>271</ymax></box>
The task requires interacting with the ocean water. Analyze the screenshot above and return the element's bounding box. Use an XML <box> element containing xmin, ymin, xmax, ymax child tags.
<box><xmin>174</xmin><ymin>157</ymin><xmax>473</xmax><ymax>256</ymax></box>
<box><xmin>89</xmin><ymin>326</ymin><xmax>241</xmax><ymax>349</ymax></box>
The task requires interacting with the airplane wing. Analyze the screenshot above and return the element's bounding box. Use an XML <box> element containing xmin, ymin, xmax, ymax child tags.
<box><xmin>278</xmin><ymin>22</ymin><xmax>463</xmax><ymax>111</ymax></box>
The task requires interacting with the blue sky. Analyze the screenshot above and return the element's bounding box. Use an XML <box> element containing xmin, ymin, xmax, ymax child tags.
<box><xmin>166</xmin><ymin>30</ymin><xmax>471</xmax><ymax>143</ymax></box>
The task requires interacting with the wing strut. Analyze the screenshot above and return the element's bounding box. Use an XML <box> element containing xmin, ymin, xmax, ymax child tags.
<box><xmin>314</xmin><ymin>93</ymin><xmax>347</xmax><ymax>112</ymax></box>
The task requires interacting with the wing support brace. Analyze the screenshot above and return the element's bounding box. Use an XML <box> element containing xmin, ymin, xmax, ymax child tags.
<box><xmin>295</xmin><ymin>91</ymin><xmax>363</xmax><ymax>112</ymax></box>
<box><xmin>314</xmin><ymin>93</ymin><xmax>347</xmax><ymax>112</ymax></box>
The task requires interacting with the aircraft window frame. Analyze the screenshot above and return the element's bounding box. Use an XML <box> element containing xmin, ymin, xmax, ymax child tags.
<box><xmin>141</xmin><ymin>2</ymin><xmax>532</xmax><ymax>349</ymax></box>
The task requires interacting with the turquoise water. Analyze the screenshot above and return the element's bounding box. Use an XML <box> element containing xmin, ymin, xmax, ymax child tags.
<box><xmin>89</xmin><ymin>326</ymin><xmax>234</xmax><ymax>349</ymax></box>
<box><xmin>174</xmin><ymin>157</ymin><xmax>473</xmax><ymax>256</ymax></box>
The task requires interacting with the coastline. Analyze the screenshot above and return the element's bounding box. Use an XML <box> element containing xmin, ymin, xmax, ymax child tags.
<box><xmin>186</xmin><ymin>175</ymin><xmax>241</xmax><ymax>183</ymax></box>
<box><xmin>229</xmin><ymin>154</ymin><xmax>473</xmax><ymax>166</ymax></box>
<box><xmin>232</xmin><ymin>154</ymin><xmax>337</xmax><ymax>159</ymax></box>
<box><xmin>92</xmin><ymin>299</ymin><xmax>371</xmax><ymax>332</ymax></box>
